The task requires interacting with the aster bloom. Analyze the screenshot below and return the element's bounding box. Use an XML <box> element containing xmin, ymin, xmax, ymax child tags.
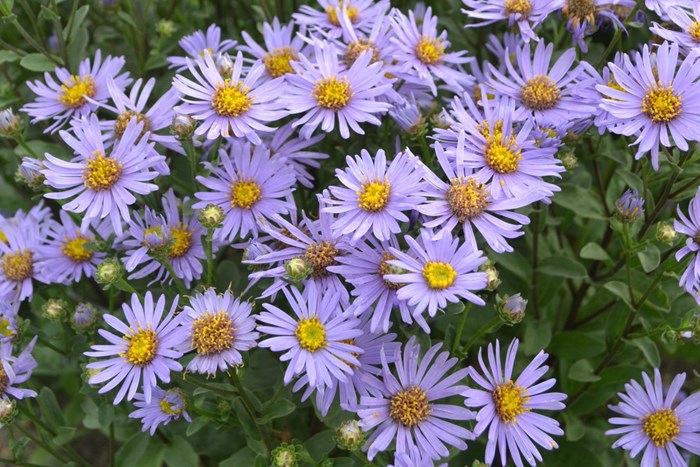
<box><xmin>597</xmin><ymin>42</ymin><xmax>700</xmax><ymax>170</ymax></box>
<box><xmin>357</xmin><ymin>337</ymin><xmax>475</xmax><ymax>463</ymax></box>
<box><xmin>240</xmin><ymin>18</ymin><xmax>307</xmax><ymax>81</ymax></box>
<box><xmin>175</xmin><ymin>289</ymin><xmax>259</xmax><ymax>376</ymax></box>
<box><xmin>322</xmin><ymin>148</ymin><xmax>426</xmax><ymax>242</ymax></box>
<box><xmin>384</xmin><ymin>228</ymin><xmax>487</xmax><ymax>320</ymax></box>
<box><xmin>36</xmin><ymin>210</ymin><xmax>105</xmax><ymax>284</ymax></box>
<box><xmin>488</xmin><ymin>41</ymin><xmax>597</xmax><ymax>124</ymax></box>
<box><xmin>167</xmin><ymin>23</ymin><xmax>237</xmax><ymax>71</ymax></box>
<box><xmin>464</xmin><ymin>339</ymin><xmax>567</xmax><ymax>467</ymax></box>
<box><xmin>418</xmin><ymin>139</ymin><xmax>542</xmax><ymax>253</ymax></box>
<box><xmin>616</xmin><ymin>189</ymin><xmax>645</xmax><ymax>221</ymax></box>
<box><xmin>330</xmin><ymin>235</ymin><xmax>426</xmax><ymax>333</ymax></box>
<box><xmin>268</xmin><ymin>122</ymin><xmax>329</xmax><ymax>189</ymax></box>
<box><xmin>390</xmin><ymin>7</ymin><xmax>473</xmax><ymax>95</ymax></box>
<box><xmin>0</xmin><ymin>304</ymin><xmax>18</xmax><ymax>344</ymax></box>
<box><xmin>194</xmin><ymin>140</ymin><xmax>296</xmax><ymax>242</ymax></box>
<box><xmin>652</xmin><ymin>3</ymin><xmax>700</xmax><ymax>54</ymax></box>
<box><xmin>285</xmin><ymin>40</ymin><xmax>392</xmax><ymax>139</ymax></box>
<box><xmin>42</xmin><ymin>115</ymin><xmax>162</xmax><ymax>235</ymax></box>
<box><xmin>22</xmin><ymin>51</ymin><xmax>130</xmax><ymax>133</ymax></box>
<box><xmin>256</xmin><ymin>285</ymin><xmax>363</xmax><ymax>389</ymax></box>
<box><xmin>293</xmin><ymin>0</ymin><xmax>390</xmax><ymax>38</ymax></box>
<box><xmin>388</xmin><ymin>94</ymin><xmax>425</xmax><ymax>134</ymax></box>
<box><xmin>0</xmin><ymin>337</ymin><xmax>38</xmax><ymax>401</ymax></box>
<box><xmin>129</xmin><ymin>387</ymin><xmax>192</xmax><ymax>435</ymax></box>
<box><xmin>0</xmin><ymin>215</ymin><xmax>47</xmax><ymax>302</ymax></box>
<box><xmin>674</xmin><ymin>187</ymin><xmax>700</xmax><ymax>292</ymax></box>
<box><xmin>85</xmin><ymin>292</ymin><xmax>185</xmax><ymax>404</ymax></box>
<box><xmin>557</xmin><ymin>0</ymin><xmax>636</xmax><ymax>52</ymax></box>
<box><xmin>607</xmin><ymin>369</ymin><xmax>700</xmax><ymax>466</ymax></box>
<box><xmin>463</xmin><ymin>0</ymin><xmax>559</xmax><ymax>43</ymax></box>
<box><xmin>173</xmin><ymin>51</ymin><xmax>287</xmax><ymax>142</ymax></box>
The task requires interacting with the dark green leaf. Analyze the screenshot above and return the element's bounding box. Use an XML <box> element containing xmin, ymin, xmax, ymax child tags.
<box><xmin>549</xmin><ymin>332</ymin><xmax>605</xmax><ymax>358</ymax></box>
<box><xmin>20</xmin><ymin>53</ymin><xmax>58</xmax><ymax>72</ymax></box>
<box><xmin>568</xmin><ymin>359</ymin><xmax>601</xmax><ymax>383</ymax></box>
<box><xmin>580</xmin><ymin>243</ymin><xmax>611</xmax><ymax>262</ymax></box>
<box><xmin>259</xmin><ymin>398</ymin><xmax>296</xmax><ymax>424</ymax></box>
<box><xmin>562</xmin><ymin>413</ymin><xmax>585</xmax><ymax>442</ymax></box>
<box><xmin>185</xmin><ymin>416</ymin><xmax>209</xmax><ymax>437</ymax></box>
<box><xmin>637</xmin><ymin>244</ymin><xmax>660</xmax><ymax>273</ymax></box>
<box><xmin>553</xmin><ymin>185</ymin><xmax>607</xmax><ymax>220</ymax></box>
<box><xmin>603</xmin><ymin>281</ymin><xmax>633</xmax><ymax>308</ymax></box>
<box><xmin>219</xmin><ymin>447</ymin><xmax>256</xmax><ymax>467</ymax></box>
<box><xmin>0</xmin><ymin>50</ymin><xmax>20</xmax><ymax>64</ymax></box>
<box><xmin>163</xmin><ymin>435</ymin><xmax>199</xmax><ymax>467</ymax></box>
<box><xmin>305</xmin><ymin>430</ymin><xmax>335</xmax><ymax>462</ymax></box>
<box><xmin>523</xmin><ymin>320</ymin><xmax>551</xmax><ymax>356</ymax></box>
<box><xmin>629</xmin><ymin>337</ymin><xmax>660</xmax><ymax>367</ymax></box>
<box><xmin>37</xmin><ymin>387</ymin><xmax>65</xmax><ymax>428</ymax></box>
<box><xmin>64</xmin><ymin>5</ymin><xmax>90</xmax><ymax>42</ymax></box>
<box><xmin>115</xmin><ymin>432</ymin><xmax>149</xmax><ymax>467</ymax></box>
<box><xmin>538</xmin><ymin>256</ymin><xmax>588</xmax><ymax>279</ymax></box>
<box><xmin>52</xmin><ymin>426</ymin><xmax>76</xmax><ymax>446</ymax></box>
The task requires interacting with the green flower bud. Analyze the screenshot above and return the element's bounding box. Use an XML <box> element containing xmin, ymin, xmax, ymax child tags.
<box><xmin>0</xmin><ymin>399</ymin><xmax>17</xmax><ymax>426</ymax></box>
<box><xmin>170</xmin><ymin>114</ymin><xmax>196</xmax><ymax>140</ymax></box>
<box><xmin>271</xmin><ymin>444</ymin><xmax>299</xmax><ymax>467</ymax></box>
<box><xmin>336</xmin><ymin>419</ymin><xmax>365</xmax><ymax>451</ymax></box>
<box><xmin>198</xmin><ymin>204</ymin><xmax>225</xmax><ymax>229</ymax></box>
<box><xmin>656</xmin><ymin>222</ymin><xmax>677</xmax><ymax>245</ymax></box>
<box><xmin>96</xmin><ymin>258</ymin><xmax>123</xmax><ymax>286</ymax></box>
<box><xmin>155</xmin><ymin>19</ymin><xmax>175</xmax><ymax>37</ymax></box>
<box><xmin>42</xmin><ymin>298</ymin><xmax>67</xmax><ymax>321</ymax></box>
<box><xmin>559</xmin><ymin>151</ymin><xmax>578</xmax><ymax>170</ymax></box>
<box><xmin>284</xmin><ymin>256</ymin><xmax>313</xmax><ymax>283</ymax></box>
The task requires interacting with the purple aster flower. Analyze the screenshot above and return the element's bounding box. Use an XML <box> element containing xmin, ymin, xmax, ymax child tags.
<box><xmin>322</xmin><ymin>148</ymin><xmax>426</xmax><ymax>242</ymax></box>
<box><xmin>464</xmin><ymin>338</ymin><xmax>567</xmax><ymax>467</ymax></box>
<box><xmin>607</xmin><ymin>369</ymin><xmax>700</xmax><ymax>466</ymax></box>
<box><xmin>240</xmin><ymin>18</ymin><xmax>307</xmax><ymax>80</ymax></box>
<box><xmin>616</xmin><ymin>188</ymin><xmax>645</xmax><ymax>221</ymax></box>
<box><xmin>173</xmin><ymin>51</ymin><xmax>287</xmax><ymax>142</ymax></box>
<box><xmin>0</xmin><ymin>214</ymin><xmax>48</xmax><ymax>302</ymax></box>
<box><xmin>167</xmin><ymin>23</ymin><xmax>237</xmax><ymax>71</ymax></box>
<box><xmin>390</xmin><ymin>7</ymin><xmax>472</xmax><ymax>95</ymax></box>
<box><xmin>22</xmin><ymin>50</ymin><xmax>131</xmax><ymax>133</ymax></box>
<box><xmin>597</xmin><ymin>42</ymin><xmax>700</xmax><ymax>170</ymax></box>
<box><xmin>674</xmin><ymin>187</ymin><xmax>700</xmax><ymax>292</ymax></box>
<box><xmin>256</xmin><ymin>284</ymin><xmax>363</xmax><ymax>389</ymax></box>
<box><xmin>268</xmin><ymin>122</ymin><xmax>329</xmax><ymax>189</ymax></box>
<box><xmin>357</xmin><ymin>337</ymin><xmax>475</xmax><ymax>463</ymax></box>
<box><xmin>36</xmin><ymin>210</ymin><xmax>105</xmax><ymax>284</ymax></box>
<box><xmin>652</xmin><ymin>2</ymin><xmax>700</xmax><ymax>54</ymax></box>
<box><xmin>129</xmin><ymin>387</ymin><xmax>192</xmax><ymax>435</ymax></box>
<box><xmin>175</xmin><ymin>288</ymin><xmax>258</xmax><ymax>376</ymax></box>
<box><xmin>384</xmin><ymin>228</ymin><xmax>487</xmax><ymax>320</ymax></box>
<box><xmin>330</xmin><ymin>235</ymin><xmax>426</xmax><ymax>333</ymax></box>
<box><xmin>418</xmin><ymin>138</ymin><xmax>542</xmax><ymax>253</ymax></box>
<box><xmin>646</xmin><ymin>0</ymin><xmax>694</xmax><ymax>21</ymax></box>
<box><xmin>0</xmin><ymin>336</ymin><xmax>38</xmax><ymax>401</ymax></box>
<box><xmin>486</xmin><ymin>32</ymin><xmax>525</xmax><ymax>70</ymax></box>
<box><xmin>557</xmin><ymin>0</ymin><xmax>635</xmax><ymax>52</ymax></box>
<box><xmin>389</xmin><ymin>94</ymin><xmax>425</xmax><ymax>134</ymax></box>
<box><xmin>293</xmin><ymin>0</ymin><xmax>390</xmax><ymax>38</ymax></box>
<box><xmin>463</xmin><ymin>0</ymin><xmax>559</xmax><ymax>43</ymax></box>
<box><xmin>286</xmin><ymin>40</ymin><xmax>392</xmax><ymax>139</ymax></box>
<box><xmin>488</xmin><ymin>41</ymin><xmax>597</xmax><ymax>124</ymax></box>
<box><xmin>42</xmin><ymin>115</ymin><xmax>162</xmax><ymax>235</ymax></box>
<box><xmin>0</xmin><ymin>302</ymin><xmax>19</xmax><ymax>343</ymax></box>
<box><xmin>194</xmin><ymin>140</ymin><xmax>296</xmax><ymax>242</ymax></box>
<box><xmin>85</xmin><ymin>292</ymin><xmax>185</xmax><ymax>404</ymax></box>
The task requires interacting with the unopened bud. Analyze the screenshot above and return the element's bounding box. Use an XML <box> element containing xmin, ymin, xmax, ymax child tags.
<box><xmin>0</xmin><ymin>399</ymin><xmax>17</xmax><ymax>425</ymax></box>
<box><xmin>336</xmin><ymin>419</ymin><xmax>365</xmax><ymax>450</ymax></box>
<box><xmin>72</xmin><ymin>303</ymin><xmax>98</xmax><ymax>331</ymax></box>
<box><xmin>285</xmin><ymin>256</ymin><xmax>313</xmax><ymax>282</ymax></box>
<box><xmin>198</xmin><ymin>204</ymin><xmax>225</xmax><ymax>229</ymax></box>
<box><xmin>656</xmin><ymin>222</ymin><xmax>677</xmax><ymax>245</ymax></box>
<box><xmin>559</xmin><ymin>151</ymin><xmax>578</xmax><ymax>170</ymax></box>
<box><xmin>0</xmin><ymin>108</ymin><xmax>23</xmax><ymax>138</ymax></box>
<box><xmin>96</xmin><ymin>258</ymin><xmax>123</xmax><ymax>286</ymax></box>
<box><xmin>42</xmin><ymin>298</ymin><xmax>67</xmax><ymax>321</ymax></box>
<box><xmin>0</xmin><ymin>315</ymin><xmax>15</xmax><ymax>342</ymax></box>
<box><xmin>156</xmin><ymin>19</ymin><xmax>175</xmax><ymax>38</ymax></box>
<box><xmin>497</xmin><ymin>293</ymin><xmax>527</xmax><ymax>325</ymax></box>
<box><xmin>616</xmin><ymin>189</ymin><xmax>644</xmax><ymax>222</ymax></box>
<box><xmin>429</xmin><ymin>110</ymin><xmax>450</xmax><ymax>129</ymax></box>
<box><xmin>479</xmin><ymin>261</ymin><xmax>501</xmax><ymax>292</ymax></box>
<box><xmin>170</xmin><ymin>113</ymin><xmax>196</xmax><ymax>139</ymax></box>
<box><xmin>271</xmin><ymin>444</ymin><xmax>299</xmax><ymax>467</ymax></box>
<box><xmin>215</xmin><ymin>53</ymin><xmax>234</xmax><ymax>79</ymax></box>
<box><xmin>16</xmin><ymin>157</ymin><xmax>46</xmax><ymax>190</ymax></box>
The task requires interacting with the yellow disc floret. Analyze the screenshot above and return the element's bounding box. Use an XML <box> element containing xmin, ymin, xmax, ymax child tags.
<box><xmin>230</xmin><ymin>179</ymin><xmax>262</xmax><ymax>209</ymax></box>
<box><xmin>389</xmin><ymin>386</ymin><xmax>431</xmax><ymax>427</ymax></box>
<box><xmin>58</xmin><ymin>74</ymin><xmax>96</xmax><ymax>108</ymax></box>
<box><xmin>326</xmin><ymin>1</ymin><xmax>359</xmax><ymax>26</ymax></box>
<box><xmin>114</xmin><ymin>111</ymin><xmax>150</xmax><ymax>138</ymax></box>
<box><xmin>212</xmin><ymin>79</ymin><xmax>253</xmax><ymax>117</ymax></box>
<box><xmin>1</xmin><ymin>249</ymin><xmax>33</xmax><ymax>282</ymax></box>
<box><xmin>0</xmin><ymin>363</ymin><xmax>7</xmax><ymax>395</ymax></box>
<box><xmin>521</xmin><ymin>75</ymin><xmax>561</xmax><ymax>111</ymax></box>
<box><xmin>313</xmin><ymin>77</ymin><xmax>353</xmax><ymax>110</ymax></box>
<box><xmin>263</xmin><ymin>46</ymin><xmax>299</xmax><ymax>78</ymax></box>
<box><xmin>493</xmin><ymin>380</ymin><xmax>529</xmax><ymax>424</ymax></box>
<box><xmin>422</xmin><ymin>261</ymin><xmax>457</xmax><ymax>290</ymax></box>
<box><xmin>121</xmin><ymin>328</ymin><xmax>159</xmax><ymax>366</ymax></box>
<box><xmin>505</xmin><ymin>0</ymin><xmax>533</xmax><ymax>16</ymax></box>
<box><xmin>168</xmin><ymin>224</ymin><xmax>193</xmax><ymax>259</ymax></box>
<box><xmin>688</xmin><ymin>21</ymin><xmax>700</xmax><ymax>43</ymax></box>
<box><xmin>485</xmin><ymin>137</ymin><xmax>522</xmax><ymax>174</ymax></box>
<box><xmin>160</xmin><ymin>395</ymin><xmax>183</xmax><ymax>415</ymax></box>
<box><xmin>641</xmin><ymin>83</ymin><xmax>682</xmax><ymax>124</ymax></box>
<box><xmin>191</xmin><ymin>310</ymin><xmax>235</xmax><ymax>355</ymax></box>
<box><xmin>295</xmin><ymin>316</ymin><xmax>326</xmax><ymax>352</ymax></box>
<box><xmin>84</xmin><ymin>151</ymin><xmax>123</xmax><ymax>191</ymax></box>
<box><xmin>379</xmin><ymin>251</ymin><xmax>403</xmax><ymax>290</ymax></box>
<box><xmin>643</xmin><ymin>408</ymin><xmax>681</xmax><ymax>447</ymax></box>
<box><xmin>415</xmin><ymin>35</ymin><xmax>444</xmax><ymax>65</ymax></box>
<box><xmin>345</xmin><ymin>39</ymin><xmax>381</xmax><ymax>67</ymax></box>
<box><xmin>62</xmin><ymin>236</ymin><xmax>93</xmax><ymax>263</ymax></box>
<box><xmin>447</xmin><ymin>177</ymin><xmax>490</xmax><ymax>222</ymax></box>
<box><xmin>357</xmin><ymin>179</ymin><xmax>391</xmax><ymax>212</ymax></box>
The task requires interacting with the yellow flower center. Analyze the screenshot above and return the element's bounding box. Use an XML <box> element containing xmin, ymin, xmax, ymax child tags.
<box><xmin>190</xmin><ymin>310</ymin><xmax>235</xmax><ymax>355</ymax></box>
<box><xmin>641</xmin><ymin>83</ymin><xmax>682</xmax><ymax>123</ymax></box>
<box><xmin>505</xmin><ymin>0</ymin><xmax>533</xmax><ymax>16</ymax></box>
<box><xmin>295</xmin><ymin>316</ymin><xmax>326</xmax><ymax>352</ymax></box>
<box><xmin>230</xmin><ymin>179</ymin><xmax>262</xmax><ymax>209</ymax></box>
<box><xmin>83</xmin><ymin>151</ymin><xmax>123</xmax><ymax>191</ymax></box>
<box><xmin>688</xmin><ymin>21</ymin><xmax>700</xmax><ymax>43</ymax></box>
<box><xmin>326</xmin><ymin>1</ymin><xmax>359</xmax><ymax>26</ymax></box>
<box><xmin>422</xmin><ymin>261</ymin><xmax>457</xmax><ymax>290</ymax></box>
<box><xmin>0</xmin><ymin>363</ymin><xmax>7</xmax><ymax>395</ymax></box>
<box><xmin>389</xmin><ymin>386</ymin><xmax>431</xmax><ymax>427</ymax></box>
<box><xmin>114</xmin><ymin>111</ymin><xmax>150</xmax><ymax>139</ymax></box>
<box><xmin>57</xmin><ymin>74</ymin><xmax>96</xmax><ymax>108</ymax></box>
<box><xmin>160</xmin><ymin>394</ymin><xmax>183</xmax><ymax>415</ymax></box>
<box><xmin>415</xmin><ymin>35</ymin><xmax>444</xmax><ymax>65</ymax></box>
<box><xmin>2</xmin><ymin>249</ymin><xmax>33</xmax><ymax>282</ymax></box>
<box><xmin>357</xmin><ymin>179</ymin><xmax>391</xmax><ymax>212</ymax></box>
<box><xmin>562</xmin><ymin>0</ymin><xmax>596</xmax><ymax>23</ymax></box>
<box><xmin>493</xmin><ymin>380</ymin><xmax>529</xmax><ymax>424</ymax></box>
<box><xmin>345</xmin><ymin>38</ymin><xmax>381</xmax><ymax>67</ymax></box>
<box><xmin>0</xmin><ymin>231</ymin><xmax>6</xmax><ymax>244</ymax></box>
<box><xmin>61</xmin><ymin>236</ymin><xmax>93</xmax><ymax>263</ymax></box>
<box><xmin>0</xmin><ymin>317</ymin><xmax>14</xmax><ymax>338</ymax></box>
<box><xmin>313</xmin><ymin>77</ymin><xmax>353</xmax><ymax>110</ymax></box>
<box><xmin>643</xmin><ymin>408</ymin><xmax>681</xmax><ymax>447</ymax></box>
<box><xmin>304</xmin><ymin>241</ymin><xmax>340</xmax><ymax>277</ymax></box>
<box><xmin>485</xmin><ymin>138</ymin><xmax>522</xmax><ymax>174</ymax></box>
<box><xmin>447</xmin><ymin>177</ymin><xmax>490</xmax><ymax>222</ymax></box>
<box><xmin>212</xmin><ymin>79</ymin><xmax>252</xmax><ymax>117</ymax></box>
<box><xmin>521</xmin><ymin>75</ymin><xmax>561</xmax><ymax>111</ymax></box>
<box><xmin>121</xmin><ymin>328</ymin><xmax>159</xmax><ymax>366</ymax></box>
<box><xmin>168</xmin><ymin>224</ymin><xmax>192</xmax><ymax>259</ymax></box>
<box><xmin>199</xmin><ymin>48</ymin><xmax>214</xmax><ymax>58</ymax></box>
<box><xmin>378</xmin><ymin>251</ymin><xmax>403</xmax><ymax>290</ymax></box>
<box><xmin>263</xmin><ymin>46</ymin><xmax>299</xmax><ymax>78</ymax></box>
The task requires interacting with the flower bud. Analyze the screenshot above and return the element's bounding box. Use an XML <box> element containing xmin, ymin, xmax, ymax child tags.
<box><xmin>198</xmin><ymin>204</ymin><xmax>225</xmax><ymax>229</ymax></box>
<box><xmin>271</xmin><ymin>444</ymin><xmax>299</xmax><ymax>467</ymax></box>
<box><xmin>389</xmin><ymin>97</ymin><xmax>425</xmax><ymax>138</ymax></box>
<box><xmin>215</xmin><ymin>53</ymin><xmax>234</xmax><ymax>79</ymax></box>
<box><xmin>471</xmin><ymin>461</ymin><xmax>489</xmax><ymax>467</ymax></box>
<box><xmin>429</xmin><ymin>109</ymin><xmax>450</xmax><ymax>129</ymax></box>
<box><xmin>479</xmin><ymin>260</ymin><xmax>501</xmax><ymax>292</ymax></box>
<box><xmin>42</xmin><ymin>298</ymin><xmax>67</xmax><ymax>321</ymax></box>
<box><xmin>0</xmin><ymin>315</ymin><xmax>15</xmax><ymax>342</ymax></box>
<box><xmin>170</xmin><ymin>113</ymin><xmax>196</xmax><ymax>140</ymax></box>
<box><xmin>96</xmin><ymin>258</ymin><xmax>124</xmax><ymax>286</ymax></box>
<box><xmin>16</xmin><ymin>157</ymin><xmax>46</xmax><ymax>190</ymax></box>
<box><xmin>656</xmin><ymin>222</ymin><xmax>677</xmax><ymax>245</ymax></box>
<box><xmin>0</xmin><ymin>108</ymin><xmax>23</xmax><ymax>138</ymax></box>
<box><xmin>285</xmin><ymin>256</ymin><xmax>313</xmax><ymax>283</ymax></box>
<box><xmin>616</xmin><ymin>189</ymin><xmax>644</xmax><ymax>222</ymax></box>
<box><xmin>497</xmin><ymin>293</ymin><xmax>527</xmax><ymax>325</ymax></box>
<box><xmin>336</xmin><ymin>420</ymin><xmax>365</xmax><ymax>451</ymax></box>
<box><xmin>559</xmin><ymin>151</ymin><xmax>578</xmax><ymax>170</ymax></box>
<box><xmin>0</xmin><ymin>399</ymin><xmax>17</xmax><ymax>426</ymax></box>
<box><xmin>156</xmin><ymin>19</ymin><xmax>175</xmax><ymax>38</ymax></box>
<box><xmin>72</xmin><ymin>303</ymin><xmax>98</xmax><ymax>331</ymax></box>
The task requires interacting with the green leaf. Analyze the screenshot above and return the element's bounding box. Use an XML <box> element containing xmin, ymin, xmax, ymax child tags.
<box><xmin>617</xmin><ymin>170</ymin><xmax>643</xmax><ymax>193</ymax></box>
<box><xmin>568</xmin><ymin>359</ymin><xmax>601</xmax><ymax>383</ymax></box>
<box><xmin>115</xmin><ymin>432</ymin><xmax>149</xmax><ymax>467</ymax></box>
<box><xmin>185</xmin><ymin>416</ymin><xmax>208</xmax><ymax>437</ymax></box>
<box><xmin>52</xmin><ymin>426</ymin><xmax>76</xmax><ymax>446</ymax></box>
<box><xmin>523</xmin><ymin>320</ymin><xmax>551</xmax><ymax>356</ymax></box>
<box><xmin>0</xmin><ymin>50</ymin><xmax>20</xmax><ymax>64</ymax></box>
<box><xmin>605</xmin><ymin>304</ymin><xmax>628</xmax><ymax>346</ymax></box>
<box><xmin>553</xmin><ymin>184</ymin><xmax>607</xmax><ymax>220</ymax></box>
<box><xmin>562</xmin><ymin>413</ymin><xmax>585</xmax><ymax>442</ymax></box>
<box><xmin>637</xmin><ymin>244</ymin><xmax>660</xmax><ymax>273</ymax></box>
<box><xmin>37</xmin><ymin>387</ymin><xmax>65</xmax><ymax>428</ymax></box>
<box><xmin>580</xmin><ymin>243</ymin><xmax>611</xmax><ymax>262</ymax></box>
<box><xmin>220</xmin><ymin>447</ymin><xmax>256</xmax><ymax>467</ymax></box>
<box><xmin>20</xmin><ymin>53</ymin><xmax>58</xmax><ymax>72</ymax></box>
<box><xmin>259</xmin><ymin>399</ymin><xmax>296</xmax><ymax>424</ymax></box>
<box><xmin>538</xmin><ymin>256</ymin><xmax>588</xmax><ymax>279</ymax></box>
<box><xmin>549</xmin><ymin>332</ymin><xmax>605</xmax><ymax>359</ymax></box>
<box><xmin>64</xmin><ymin>5</ymin><xmax>90</xmax><ymax>42</ymax></box>
<box><xmin>163</xmin><ymin>436</ymin><xmax>199</xmax><ymax>467</ymax></box>
<box><xmin>629</xmin><ymin>337</ymin><xmax>660</xmax><ymax>367</ymax></box>
<box><xmin>603</xmin><ymin>281</ymin><xmax>633</xmax><ymax>308</ymax></box>
<box><xmin>305</xmin><ymin>430</ymin><xmax>336</xmax><ymax>462</ymax></box>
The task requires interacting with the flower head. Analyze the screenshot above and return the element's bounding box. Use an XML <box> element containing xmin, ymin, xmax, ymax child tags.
<box><xmin>0</xmin><ymin>337</ymin><xmax>38</xmax><ymax>401</ymax></box>
<box><xmin>293</xmin><ymin>0</ymin><xmax>390</xmax><ymax>38</ymax></box>
<box><xmin>0</xmin><ymin>212</ymin><xmax>48</xmax><ymax>302</ymax></box>
<box><xmin>463</xmin><ymin>0</ymin><xmax>559</xmax><ymax>43</ymax></box>
<box><xmin>240</xmin><ymin>18</ymin><xmax>307</xmax><ymax>80</ymax></box>
<box><xmin>129</xmin><ymin>387</ymin><xmax>192</xmax><ymax>435</ymax></box>
<box><xmin>651</xmin><ymin>3</ymin><xmax>700</xmax><ymax>55</ymax></box>
<box><xmin>167</xmin><ymin>23</ymin><xmax>237</xmax><ymax>71</ymax></box>
<box><xmin>616</xmin><ymin>189</ymin><xmax>645</xmax><ymax>222</ymax></box>
<box><xmin>674</xmin><ymin>187</ymin><xmax>700</xmax><ymax>291</ymax></box>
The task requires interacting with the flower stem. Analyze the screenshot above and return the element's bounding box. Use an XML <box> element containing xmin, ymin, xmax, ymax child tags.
<box><xmin>161</xmin><ymin>259</ymin><xmax>188</xmax><ymax>296</ymax></box>
<box><xmin>205</xmin><ymin>229</ymin><xmax>214</xmax><ymax>287</ymax></box>
<box><xmin>451</xmin><ymin>303</ymin><xmax>472</xmax><ymax>354</ymax></box>
<box><xmin>463</xmin><ymin>317</ymin><xmax>502</xmax><ymax>354</ymax></box>
<box><xmin>229</xmin><ymin>370</ymin><xmax>272</xmax><ymax>455</ymax></box>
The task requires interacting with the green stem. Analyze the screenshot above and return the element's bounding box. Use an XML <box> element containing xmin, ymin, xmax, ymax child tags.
<box><xmin>595</xmin><ymin>4</ymin><xmax>638</xmax><ymax>69</ymax></box>
<box><xmin>182</xmin><ymin>138</ymin><xmax>198</xmax><ymax>189</ymax></box>
<box><xmin>451</xmin><ymin>303</ymin><xmax>472</xmax><ymax>354</ymax></box>
<box><xmin>181</xmin><ymin>373</ymin><xmax>236</xmax><ymax>397</ymax></box>
<box><xmin>13</xmin><ymin>423</ymin><xmax>70</xmax><ymax>465</ymax></box>
<box><xmin>15</xmin><ymin>135</ymin><xmax>40</xmax><ymax>159</ymax></box>
<box><xmin>9</xmin><ymin>17</ymin><xmax>62</xmax><ymax>65</ymax></box>
<box><xmin>205</xmin><ymin>229</ymin><xmax>214</xmax><ymax>287</ymax></box>
<box><xmin>161</xmin><ymin>259</ymin><xmax>188</xmax><ymax>295</ymax></box>
<box><xmin>463</xmin><ymin>317</ymin><xmax>502</xmax><ymax>354</ymax></box>
<box><xmin>229</xmin><ymin>370</ymin><xmax>271</xmax><ymax>455</ymax></box>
